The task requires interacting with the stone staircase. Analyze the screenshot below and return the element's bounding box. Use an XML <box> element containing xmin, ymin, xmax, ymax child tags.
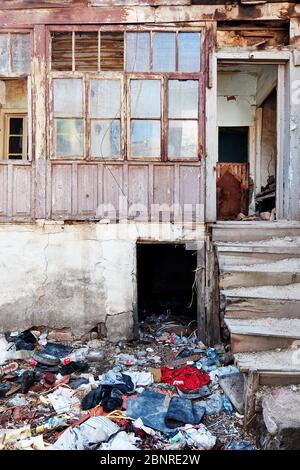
<box><xmin>211</xmin><ymin>223</ymin><xmax>300</xmax><ymax>436</ymax></box>
<box><xmin>215</xmin><ymin>233</ymin><xmax>300</xmax><ymax>386</ymax></box>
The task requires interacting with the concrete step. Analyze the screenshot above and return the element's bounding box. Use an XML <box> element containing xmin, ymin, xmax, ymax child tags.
<box><xmin>226</xmin><ymin>318</ymin><xmax>300</xmax><ymax>353</ymax></box>
<box><xmin>220</xmin><ymin>260</ymin><xmax>300</xmax><ymax>289</ymax></box>
<box><xmin>223</xmin><ymin>283</ymin><xmax>300</xmax><ymax>319</ymax></box>
<box><xmin>234</xmin><ymin>349</ymin><xmax>300</xmax><ymax>386</ymax></box>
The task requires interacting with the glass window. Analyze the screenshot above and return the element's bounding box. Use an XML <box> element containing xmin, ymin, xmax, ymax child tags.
<box><xmin>178</xmin><ymin>32</ymin><xmax>201</xmax><ymax>72</ymax></box>
<box><xmin>168</xmin><ymin>80</ymin><xmax>198</xmax><ymax>119</ymax></box>
<box><xmin>53</xmin><ymin>79</ymin><xmax>83</xmax><ymax>117</ymax></box>
<box><xmin>55</xmin><ymin>119</ymin><xmax>84</xmax><ymax>157</ymax></box>
<box><xmin>6</xmin><ymin>115</ymin><xmax>27</xmax><ymax>160</ymax></box>
<box><xmin>0</xmin><ymin>35</ymin><xmax>9</xmax><ymax>73</ymax></box>
<box><xmin>130</xmin><ymin>80</ymin><xmax>160</xmax><ymax>118</ymax></box>
<box><xmin>89</xmin><ymin>80</ymin><xmax>121</xmax><ymax>158</ymax></box>
<box><xmin>126</xmin><ymin>32</ymin><xmax>150</xmax><ymax>72</ymax></box>
<box><xmin>131</xmin><ymin>120</ymin><xmax>160</xmax><ymax>158</ymax></box>
<box><xmin>153</xmin><ymin>32</ymin><xmax>176</xmax><ymax>72</ymax></box>
<box><xmin>168</xmin><ymin>120</ymin><xmax>198</xmax><ymax>159</ymax></box>
<box><xmin>90</xmin><ymin>80</ymin><xmax>120</xmax><ymax>118</ymax></box>
<box><xmin>53</xmin><ymin>79</ymin><xmax>84</xmax><ymax>157</ymax></box>
<box><xmin>91</xmin><ymin>120</ymin><xmax>120</xmax><ymax>158</ymax></box>
<box><xmin>168</xmin><ymin>80</ymin><xmax>198</xmax><ymax>159</ymax></box>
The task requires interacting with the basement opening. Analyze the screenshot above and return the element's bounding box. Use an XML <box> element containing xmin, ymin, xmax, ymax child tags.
<box><xmin>217</xmin><ymin>62</ymin><xmax>278</xmax><ymax>221</ymax></box>
<box><xmin>137</xmin><ymin>244</ymin><xmax>197</xmax><ymax>326</ymax></box>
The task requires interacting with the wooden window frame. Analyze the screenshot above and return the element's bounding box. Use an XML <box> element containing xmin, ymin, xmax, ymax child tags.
<box><xmin>0</xmin><ymin>31</ymin><xmax>32</xmax><ymax>78</ymax></box>
<box><xmin>3</xmin><ymin>111</ymin><xmax>28</xmax><ymax>161</ymax></box>
<box><xmin>47</xmin><ymin>25</ymin><xmax>205</xmax><ymax>162</ymax></box>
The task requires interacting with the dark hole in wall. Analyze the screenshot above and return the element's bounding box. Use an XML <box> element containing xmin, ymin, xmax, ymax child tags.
<box><xmin>137</xmin><ymin>244</ymin><xmax>197</xmax><ymax>322</ymax></box>
<box><xmin>218</xmin><ymin>127</ymin><xmax>248</xmax><ymax>163</ymax></box>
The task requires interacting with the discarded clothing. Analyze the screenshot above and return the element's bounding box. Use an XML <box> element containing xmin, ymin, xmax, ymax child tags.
<box><xmin>126</xmin><ymin>390</ymin><xmax>174</xmax><ymax>434</ymax></box>
<box><xmin>11</xmin><ymin>330</ymin><xmax>37</xmax><ymax>351</ymax></box>
<box><xmin>68</xmin><ymin>377</ymin><xmax>89</xmax><ymax>389</ymax></box>
<box><xmin>165</xmin><ymin>397</ymin><xmax>205</xmax><ymax>429</ymax></box>
<box><xmin>177</xmin><ymin>385</ymin><xmax>210</xmax><ymax>400</ymax></box>
<box><xmin>227</xmin><ymin>440</ymin><xmax>256</xmax><ymax>451</ymax></box>
<box><xmin>123</xmin><ymin>371</ymin><xmax>153</xmax><ymax>388</ymax></box>
<box><xmin>41</xmin><ymin>342</ymin><xmax>72</xmax><ymax>359</ymax></box>
<box><xmin>60</xmin><ymin>361</ymin><xmax>89</xmax><ymax>376</ymax></box>
<box><xmin>81</xmin><ymin>375</ymin><xmax>134</xmax><ymax>411</ymax></box>
<box><xmin>161</xmin><ymin>365</ymin><xmax>210</xmax><ymax>392</ymax></box>
<box><xmin>200</xmin><ymin>392</ymin><xmax>224</xmax><ymax>416</ymax></box>
<box><xmin>100</xmin><ymin>431</ymin><xmax>138</xmax><ymax>450</ymax></box>
<box><xmin>0</xmin><ymin>383</ymin><xmax>10</xmax><ymax>398</ymax></box>
<box><xmin>100</xmin><ymin>372</ymin><xmax>135</xmax><ymax>394</ymax></box>
<box><xmin>53</xmin><ymin>417</ymin><xmax>119</xmax><ymax>450</ymax></box>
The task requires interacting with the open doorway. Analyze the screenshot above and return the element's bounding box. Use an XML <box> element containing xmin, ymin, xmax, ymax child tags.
<box><xmin>217</xmin><ymin>63</ymin><xmax>277</xmax><ymax>221</ymax></box>
<box><xmin>137</xmin><ymin>244</ymin><xmax>197</xmax><ymax>328</ymax></box>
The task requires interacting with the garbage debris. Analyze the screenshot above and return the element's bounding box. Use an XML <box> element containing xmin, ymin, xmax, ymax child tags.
<box><xmin>0</xmin><ymin>319</ymin><xmax>256</xmax><ymax>450</ymax></box>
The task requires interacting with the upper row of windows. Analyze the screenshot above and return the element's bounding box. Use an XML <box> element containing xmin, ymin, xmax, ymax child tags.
<box><xmin>0</xmin><ymin>31</ymin><xmax>201</xmax><ymax>75</ymax></box>
<box><xmin>51</xmin><ymin>31</ymin><xmax>201</xmax><ymax>73</ymax></box>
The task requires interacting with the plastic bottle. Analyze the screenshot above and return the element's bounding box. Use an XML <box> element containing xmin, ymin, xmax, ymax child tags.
<box><xmin>36</xmin><ymin>416</ymin><xmax>67</xmax><ymax>434</ymax></box>
<box><xmin>223</xmin><ymin>395</ymin><xmax>234</xmax><ymax>416</ymax></box>
<box><xmin>61</xmin><ymin>347</ymin><xmax>88</xmax><ymax>365</ymax></box>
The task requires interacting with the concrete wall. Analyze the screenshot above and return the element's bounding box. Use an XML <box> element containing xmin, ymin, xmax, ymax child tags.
<box><xmin>0</xmin><ymin>221</ymin><xmax>205</xmax><ymax>341</ymax></box>
<box><xmin>260</xmin><ymin>91</ymin><xmax>277</xmax><ymax>189</ymax></box>
<box><xmin>217</xmin><ymin>72</ymin><xmax>257</xmax><ymax>127</ymax></box>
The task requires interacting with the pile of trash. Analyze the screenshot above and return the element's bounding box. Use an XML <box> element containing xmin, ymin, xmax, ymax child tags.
<box><xmin>0</xmin><ymin>321</ymin><xmax>256</xmax><ymax>451</ymax></box>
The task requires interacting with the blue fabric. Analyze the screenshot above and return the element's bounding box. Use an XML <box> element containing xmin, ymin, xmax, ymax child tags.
<box><xmin>126</xmin><ymin>390</ymin><xmax>205</xmax><ymax>434</ymax></box>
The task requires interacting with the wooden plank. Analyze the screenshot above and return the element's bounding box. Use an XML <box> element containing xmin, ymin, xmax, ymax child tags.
<box><xmin>128</xmin><ymin>164</ymin><xmax>148</xmax><ymax>221</ymax></box>
<box><xmin>77</xmin><ymin>164</ymin><xmax>98</xmax><ymax>216</ymax></box>
<box><xmin>226</xmin><ymin>297</ymin><xmax>300</xmax><ymax>319</ymax></box>
<box><xmin>0</xmin><ymin>165</ymin><xmax>8</xmax><ymax>216</ymax></box>
<box><xmin>0</xmin><ymin>4</ymin><xmax>295</xmax><ymax>27</ymax></box>
<box><xmin>220</xmin><ymin>271</ymin><xmax>300</xmax><ymax>289</ymax></box>
<box><xmin>243</xmin><ymin>369</ymin><xmax>259</xmax><ymax>429</ymax></box>
<box><xmin>102</xmin><ymin>164</ymin><xmax>123</xmax><ymax>220</ymax></box>
<box><xmin>12</xmin><ymin>165</ymin><xmax>32</xmax><ymax>217</ymax></box>
<box><xmin>153</xmin><ymin>165</ymin><xmax>174</xmax><ymax>222</ymax></box>
<box><xmin>232</xmin><ymin>334</ymin><xmax>298</xmax><ymax>354</ymax></box>
<box><xmin>205</xmin><ymin>240</ymin><xmax>221</xmax><ymax>345</ymax></box>
<box><xmin>179</xmin><ymin>164</ymin><xmax>202</xmax><ymax>223</ymax></box>
<box><xmin>51</xmin><ymin>163</ymin><xmax>72</xmax><ymax>216</ymax></box>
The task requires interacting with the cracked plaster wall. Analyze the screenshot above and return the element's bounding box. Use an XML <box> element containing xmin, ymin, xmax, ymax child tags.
<box><xmin>0</xmin><ymin>222</ymin><xmax>204</xmax><ymax>340</ymax></box>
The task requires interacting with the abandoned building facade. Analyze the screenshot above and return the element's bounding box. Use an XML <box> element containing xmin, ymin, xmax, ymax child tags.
<box><xmin>0</xmin><ymin>0</ymin><xmax>300</xmax><ymax>359</ymax></box>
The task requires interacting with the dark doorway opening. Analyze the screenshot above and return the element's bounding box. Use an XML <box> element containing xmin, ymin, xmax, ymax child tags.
<box><xmin>137</xmin><ymin>244</ymin><xmax>197</xmax><ymax>324</ymax></box>
<box><xmin>218</xmin><ymin>127</ymin><xmax>248</xmax><ymax>163</ymax></box>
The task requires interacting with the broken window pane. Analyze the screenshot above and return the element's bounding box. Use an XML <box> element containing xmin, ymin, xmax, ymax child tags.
<box><xmin>168</xmin><ymin>80</ymin><xmax>198</xmax><ymax>119</ymax></box>
<box><xmin>53</xmin><ymin>79</ymin><xmax>83</xmax><ymax>117</ymax></box>
<box><xmin>75</xmin><ymin>32</ymin><xmax>98</xmax><ymax>71</ymax></box>
<box><xmin>131</xmin><ymin>80</ymin><xmax>160</xmax><ymax>118</ymax></box>
<box><xmin>9</xmin><ymin>117</ymin><xmax>23</xmax><ymax>135</ymax></box>
<box><xmin>90</xmin><ymin>80</ymin><xmax>120</xmax><ymax>118</ymax></box>
<box><xmin>11</xmin><ymin>34</ymin><xmax>31</xmax><ymax>74</ymax></box>
<box><xmin>178</xmin><ymin>33</ymin><xmax>201</xmax><ymax>72</ymax></box>
<box><xmin>51</xmin><ymin>32</ymin><xmax>72</xmax><ymax>71</ymax></box>
<box><xmin>55</xmin><ymin>118</ymin><xmax>84</xmax><ymax>157</ymax></box>
<box><xmin>153</xmin><ymin>32</ymin><xmax>176</xmax><ymax>72</ymax></box>
<box><xmin>131</xmin><ymin>120</ymin><xmax>160</xmax><ymax>157</ymax></box>
<box><xmin>0</xmin><ymin>34</ymin><xmax>9</xmax><ymax>74</ymax></box>
<box><xmin>91</xmin><ymin>119</ymin><xmax>120</xmax><ymax>158</ymax></box>
<box><xmin>101</xmin><ymin>32</ymin><xmax>124</xmax><ymax>71</ymax></box>
<box><xmin>126</xmin><ymin>32</ymin><xmax>150</xmax><ymax>72</ymax></box>
<box><xmin>168</xmin><ymin>120</ymin><xmax>198</xmax><ymax>159</ymax></box>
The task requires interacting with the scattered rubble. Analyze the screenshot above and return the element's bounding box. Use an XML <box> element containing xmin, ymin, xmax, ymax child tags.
<box><xmin>0</xmin><ymin>320</ymin><xmax>256</xmax><ymax>451</ymax></box>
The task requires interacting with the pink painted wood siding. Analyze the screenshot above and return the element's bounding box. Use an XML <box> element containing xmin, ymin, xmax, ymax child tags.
<box><xmin>0</xmin><ymin>161</ymin><xmax>204</xmax><ymax>222</ymax></box>
<box><xmin>49</xmin><ymin>161</ymin><xmax>204</xmax><ymax>222</ymax></box>
<box><xmin>0</xmin><ymin>162</ymin><xmax>33</xmax><ymax>221</ymax></box>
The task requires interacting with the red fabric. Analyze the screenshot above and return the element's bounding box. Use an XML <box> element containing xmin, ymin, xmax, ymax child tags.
<box><xmin>161</xmin><ymin>365</ymin><xmax>210</xmax><ymax>392</ymax></box>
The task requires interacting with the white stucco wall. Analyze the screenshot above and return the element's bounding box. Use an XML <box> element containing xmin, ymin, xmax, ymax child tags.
<box><xmin>0</xmin><ymin>221</ymin><xmax>205</xmax><ymax>341</ymax></box>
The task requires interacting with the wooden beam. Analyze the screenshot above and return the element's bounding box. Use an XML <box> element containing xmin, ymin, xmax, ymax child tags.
<box><xmin>0</xmin><ymin>4</ymin><xmax>297</xmax><ymax>28</ymax></box>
